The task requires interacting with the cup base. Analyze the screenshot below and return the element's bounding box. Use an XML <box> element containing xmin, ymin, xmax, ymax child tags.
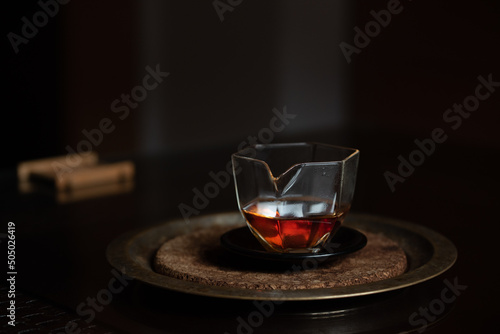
<box><xmin>220</xmin><ymin>225</ymin><xmax>368</xmax><ymax>265</ymax></box>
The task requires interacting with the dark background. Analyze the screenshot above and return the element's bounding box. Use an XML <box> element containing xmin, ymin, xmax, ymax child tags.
<box><xmin>2</xmin><ymin>0</ymin><xmax>500</xmax><ymax>333</ymax></box>
<box><xmin>4</xmin><ymin>0</ymin><xmax>500</xmax><ymax>164</ymax></box>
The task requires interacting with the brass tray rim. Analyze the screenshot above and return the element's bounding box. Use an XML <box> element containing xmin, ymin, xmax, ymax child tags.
<box><xmin>106</xmin><ymin>212</ymin><xmax>457</xmax><ymax>301</ymax></box>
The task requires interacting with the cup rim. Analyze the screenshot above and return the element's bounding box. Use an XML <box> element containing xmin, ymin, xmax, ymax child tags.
<box><xmin>231</xmin><ymin>142</ymin><xmax>359</xmax><ymax>180</ymax></box>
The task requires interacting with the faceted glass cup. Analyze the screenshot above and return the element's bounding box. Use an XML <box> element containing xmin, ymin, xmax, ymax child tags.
<box><xmin>232</xmin><ymin>142</ymin><xmax>359</xmax><ymax>253</ymax></box>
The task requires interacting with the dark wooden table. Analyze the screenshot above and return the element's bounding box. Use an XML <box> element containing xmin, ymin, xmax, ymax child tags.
<box><xmin>1</xmin><ymin>129</ymin><xmax>498</xmax><ymax>333</ymax></box>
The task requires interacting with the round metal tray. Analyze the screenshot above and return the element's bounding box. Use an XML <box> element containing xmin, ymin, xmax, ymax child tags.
<box><xmin>106</xmin><ymin>212</ymin><xmax>457</xmax><ymax>301</ymax></box>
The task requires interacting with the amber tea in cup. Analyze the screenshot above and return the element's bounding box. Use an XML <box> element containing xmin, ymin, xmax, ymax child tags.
<box><xmin>232</xmin><ymin>142</ymin><xmax>359</xmax><ymax>253</ymax></box>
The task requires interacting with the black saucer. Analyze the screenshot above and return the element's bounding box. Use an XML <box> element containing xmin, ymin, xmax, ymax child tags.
<box><xmin>220</xmin><ymin>226</ymin><xmax>367</xmax><ymax>265</ymax></box>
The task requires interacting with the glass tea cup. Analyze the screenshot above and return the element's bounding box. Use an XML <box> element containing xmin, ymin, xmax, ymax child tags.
<box><xmin>232</xmin><ymin>142</ymin><xmax>359</xmax><ymax>253</ymax></box>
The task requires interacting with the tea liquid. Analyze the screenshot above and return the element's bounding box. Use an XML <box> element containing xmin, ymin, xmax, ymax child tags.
<box><xmin>242</xmin><ymin>198</ymin><xmax>343</xmax><ymax>252</ymax></box>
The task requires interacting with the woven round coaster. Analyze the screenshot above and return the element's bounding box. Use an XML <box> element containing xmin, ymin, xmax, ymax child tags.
<box><xmin>153</xmin><ymin>226</ymin><xmax>407</xmax><ymax>290</ymax></box>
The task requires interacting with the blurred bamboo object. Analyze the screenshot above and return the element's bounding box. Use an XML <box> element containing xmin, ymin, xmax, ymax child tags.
<box><xmin>17</xmin><ymin>152</ymin><xmax>99</xmax><ymax>182</ymax></box>
<box><xmin>56</xmin><ymin>181</ymin><xmax>135</xmax><ymax>203</ymax></box>
<box><xmin>31</xmin><ymin>161</ymin><xmax>135</xmax><ymax>191</ymax></box>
